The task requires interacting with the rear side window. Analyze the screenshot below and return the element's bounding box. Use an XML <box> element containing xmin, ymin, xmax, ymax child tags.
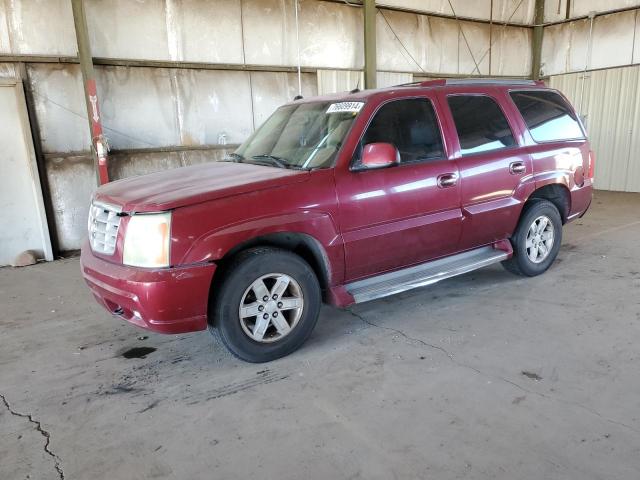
<box><xmin>448</xmin><ymin>95</ymin><xmax>516</xmax><ymax>156</ymax></box>
<box><xmin>510</xmin><ymin>90</ymin><xmax>584</xmax><ymax>142</ymax></box>
<box><xmin>359</xmin><ymin>98</ymin><xmax>444</xmax><ymax>164</ymax></box>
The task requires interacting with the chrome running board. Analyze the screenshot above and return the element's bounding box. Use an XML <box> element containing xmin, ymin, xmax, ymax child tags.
<box><xmin>346</xmin><ymin>246</ymin><xmax>509</xmax><ymax>303</ymax></box>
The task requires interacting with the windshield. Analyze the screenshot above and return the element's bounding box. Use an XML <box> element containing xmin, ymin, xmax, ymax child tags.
<box><xmin>233</xmin><ymin>101</ymin><xmax>363</xmax><ymax>169</ymax></box>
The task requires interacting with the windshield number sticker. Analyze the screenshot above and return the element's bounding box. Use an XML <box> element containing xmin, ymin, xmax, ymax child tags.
<box><xmin>326</xmin><ymin>102</ymin><xmax>364</xmax><ymax>114</ymax></box>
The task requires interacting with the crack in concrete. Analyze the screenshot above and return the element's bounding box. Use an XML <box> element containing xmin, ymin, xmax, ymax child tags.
<box><xmin>0</xmin><ymin>393</ymin><xmax>64</xmax><ymax>480</ymax></box>
<box><xmin>349</xmin><ymin>308</ymin><xmax>454</xmax><ymax>359</ymax></box>
<box><xmin>348</xmin><ymin>308</ymin><xmax>640</xmax><ymax>436</ymax></box>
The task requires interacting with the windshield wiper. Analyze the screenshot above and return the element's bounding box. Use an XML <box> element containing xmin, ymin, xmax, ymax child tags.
<box><xmin>251</xmin><ymin>154</ymin><xmax>291</xmax><ymax>169</ymax></box>
<box><xmin>222</xmin><ymin>152</ymin><xmax>245</xmax><ymax>163</ymax></box>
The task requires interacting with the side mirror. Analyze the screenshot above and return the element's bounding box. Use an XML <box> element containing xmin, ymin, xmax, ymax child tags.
<box><xmin>359</xmin><ymin>143</ymin><xmax>400</xmax><ymax>170</ymax></box>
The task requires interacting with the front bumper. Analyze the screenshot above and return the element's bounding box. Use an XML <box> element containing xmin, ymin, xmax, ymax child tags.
<box><xmin>80</xmin><ymin>241</ymin><xmax>216</xmax><ymax>334</ymax></box>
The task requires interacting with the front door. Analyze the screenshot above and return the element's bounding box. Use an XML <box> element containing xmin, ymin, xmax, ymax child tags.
<box><xmin>336</xmin><ymin>97</ymin><xmax>462</xmax><ymax>281</ymax></box>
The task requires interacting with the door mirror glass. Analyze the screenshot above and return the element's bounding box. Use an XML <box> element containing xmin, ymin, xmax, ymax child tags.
<box><xmin>358</xmin><ymin>143</ymin><xmax>400</xmax><ymax>170</ymax></box>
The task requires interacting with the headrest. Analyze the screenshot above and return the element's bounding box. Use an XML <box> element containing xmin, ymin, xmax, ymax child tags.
<box><xmin>409</xmin><ymin>122</ymin><xmax>436</xmax><ymax>146</ymax></box>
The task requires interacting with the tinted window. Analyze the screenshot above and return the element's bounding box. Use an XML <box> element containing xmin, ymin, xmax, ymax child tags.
<box><xmin>358</xmin><ymin>99</ymin><xmax>444</xmax><ymax>164</ymax></box>
<box><xmin>510</xmin><ymin>90</ymin><xmax>584</xmax><ymax>142</ymax></box>
<box><xmin>448</xmin><ymin>95</ymin><xmax>516</xmax><ymax>155</ymax></box>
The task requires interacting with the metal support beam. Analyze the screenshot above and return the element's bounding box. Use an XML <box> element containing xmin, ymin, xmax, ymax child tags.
<box><xmin>319</xmin><ymin>0</ymin><xmax>532</xmax><ymax>29</ymax></box>
<box><xmin>0</xmin><ymin>54</ymin><xmax>319</xmax><ymax>73</ymax></box>
<box><xmin>364</xmin><ymin>0</ymin><xmax>377</xmax><ymax>89</ymax></box>
<box><xmin>71</xmin><ymin>0</ymin><xmax>109</xmax><ymax>185</ymax></box>
<box><xmin>531</xmin><ymin>0</ymin><xmax>544</xmax><ymax>80</ymax></box>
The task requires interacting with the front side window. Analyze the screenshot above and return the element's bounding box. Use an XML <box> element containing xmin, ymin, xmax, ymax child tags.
<box><xmin>234</xmin><ymin>101</ymin><xmax>361</xmax><ymax>169</ymax></box>
<box><xmin>448</xmin><ymin>95</ymin><xmax>516</xmax><ymax>156</ymax></box>
<box><xmin>356</xmin><ymin>98</ymin><xmax>445</xmax><ymax>165</ymax></box>
<box><xmin>510</xmin><ymin>90</ymin><xmax>585</xmax><ymax>142</ymax></box>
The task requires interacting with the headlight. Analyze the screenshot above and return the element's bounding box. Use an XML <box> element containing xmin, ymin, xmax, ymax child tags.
<box><xmin>123</xmin><ymin>212</ymin><xmax>171</xmax><ymax>268</ymax></box>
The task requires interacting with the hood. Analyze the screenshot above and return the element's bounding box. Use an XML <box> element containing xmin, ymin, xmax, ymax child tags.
<box><xmin>95</xmin><ymin>161</ymin><xmax>309</xmax><ymax>212</ymax></box>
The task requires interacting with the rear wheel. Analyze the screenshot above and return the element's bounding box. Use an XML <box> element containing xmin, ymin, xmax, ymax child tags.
<box><xmin>502</xmin><ymin>200</ymin><xmax>563</xmax><ymax>277</ymax></box>
<box><xmin>210</xmin><ymin>247</ymin><xmax>321</xmax><ymax>362</ymax></box>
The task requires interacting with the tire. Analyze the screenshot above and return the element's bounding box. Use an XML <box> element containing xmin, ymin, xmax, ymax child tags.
<box><xmin>501</xmin><ymin>199</ymin><xmax>563</xmax><ymax>277</ymax></box>
<box><xmin>209</xmin><ymin>247</ymin><xmax>321</xmax><ymax>362</ymax></box>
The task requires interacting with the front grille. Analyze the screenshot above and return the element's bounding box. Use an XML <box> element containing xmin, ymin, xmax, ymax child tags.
<box><xmin>88</xmin><ymin>201</ymin><xmax>122</xmax><ymax>255</ymax></box>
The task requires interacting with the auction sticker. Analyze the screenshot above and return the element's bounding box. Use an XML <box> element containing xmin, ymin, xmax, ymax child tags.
<box><xmin>326</xmin><ymin>102</ymin><xmax>365</xmax><ymax>114</ymax></box>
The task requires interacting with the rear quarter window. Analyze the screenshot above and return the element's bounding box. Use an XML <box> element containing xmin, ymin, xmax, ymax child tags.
<box><xmin>510</xmin><ymin>90</ymin><xmax>585</xmax><ymax>142</ymax></box>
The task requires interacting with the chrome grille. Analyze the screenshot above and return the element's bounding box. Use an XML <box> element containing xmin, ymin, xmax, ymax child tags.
<box><xmin>88</xmin><ymin>201</ymin><xmax>122</xmax><ymax>255</ymax></box>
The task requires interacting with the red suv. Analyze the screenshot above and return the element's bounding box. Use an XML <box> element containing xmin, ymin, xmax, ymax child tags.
<box><xmin>81</xmin><ymin>79</ymin><xmax>593</xmax><ymax>362</ymax></box>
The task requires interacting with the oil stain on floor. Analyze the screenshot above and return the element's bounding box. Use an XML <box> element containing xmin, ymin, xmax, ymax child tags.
<box><xmin>121</xmin><ymin>347</ymin><xmax>157</xmax><ymax>359</ymax></box>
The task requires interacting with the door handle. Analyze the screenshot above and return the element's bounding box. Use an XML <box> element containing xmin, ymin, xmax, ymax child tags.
<box><xmin>509</xmin><ymin>161</ymin><xmax>526</xmax><ymax>175</ymax></box>
<box><xmin>437</xmin><ymin>173</ymin><xmax>458</xmax><ymax>188</ymax></box>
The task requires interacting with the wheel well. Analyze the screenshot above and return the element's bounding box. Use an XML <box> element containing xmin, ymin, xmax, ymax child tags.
<box><xmin>527</xmin><ymin>184</ymin><xmax>571</xmax><ymax>223</ymax></box>
<box><xmin>210</xmin><ymin>232</ymin><xmax>331</xmax><ymax>305</ymax></box>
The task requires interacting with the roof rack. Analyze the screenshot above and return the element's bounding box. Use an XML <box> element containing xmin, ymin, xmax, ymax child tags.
<box><xmin>444</xmin><ymin>78</ymin><xmax>543</xmax><ymax>86</ymax></box>
<box><xmin>394</xmin><ymin>80</ymin><xmax>445</xmax><ymax>88</ymax></box>
<box><xmin>396</xmin><ymin>78</ymin><xmax>544</xmax><ymax>88</ymax></box>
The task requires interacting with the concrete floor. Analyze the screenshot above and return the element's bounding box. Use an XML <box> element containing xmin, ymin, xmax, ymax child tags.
<box><xmin>1</xmin><ymin>190</ymin><xmax>639</xmax><ymax>480</ymax></box>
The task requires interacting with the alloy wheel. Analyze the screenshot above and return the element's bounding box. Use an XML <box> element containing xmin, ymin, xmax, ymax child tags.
<box><xmin>525</xmin><ymin>215</ymin><xmax>555</xmax><ymax>264</ymax></box>
<box><xmin>239</xmin><ymin>273</ymin><xmax>304</xmax><ymax>343</ymax></box>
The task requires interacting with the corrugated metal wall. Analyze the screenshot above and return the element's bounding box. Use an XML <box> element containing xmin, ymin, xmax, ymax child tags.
<box><xmin>549</xmin><ymin>65</ymin><xmax>640</xmax><ymax>192</ymax></box>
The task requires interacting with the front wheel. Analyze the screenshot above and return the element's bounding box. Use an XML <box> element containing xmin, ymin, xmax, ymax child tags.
<box><xmin>502</xmin><ymin>199</ymin><xmax>563</xmax><ymax>277</ymax></box>
<box><xmin>210</xmin><ymin>247</ymin><xmax>321</xmax><ymax>362</ymax></box>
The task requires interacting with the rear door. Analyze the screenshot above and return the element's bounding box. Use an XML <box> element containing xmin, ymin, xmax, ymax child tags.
<box><xmin>440</xmin><ymin>89</ymin><xmax>534</xmax><ymax>250</ymax></box>
<box><xmin>335</xmin><ymin>95</ymin><xmax>462</xmax><ymax>281</ymax></box>
<box><xmin>509</xmin><ymin>89</ymin><xmax>592</xmax><ymax>217</ymax></box>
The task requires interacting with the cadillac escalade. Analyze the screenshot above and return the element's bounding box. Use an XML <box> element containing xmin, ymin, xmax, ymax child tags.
<box><xmin>81</xmin><ymin>79</ymin><xmax>593</xmax><ymax>362</ymax></box>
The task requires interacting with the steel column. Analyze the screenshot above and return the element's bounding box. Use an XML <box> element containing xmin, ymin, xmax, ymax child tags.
<box><xmin>364</xmin><ymin>0</ymin><xmax>377</xmax><ymax>89</ymax></box>
<box><xmin>71</xmin><ymin>0</ymin><xmax>109</xmax><ymax>185</ymax></box>
<box><xmin>531</xmin><ymin>0</ymin><xmax>545</xmax><ymax>80</ymax></box>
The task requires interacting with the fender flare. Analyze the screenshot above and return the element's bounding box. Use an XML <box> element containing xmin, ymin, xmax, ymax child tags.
<box><xmin>180</xmin><ymin>211</ymin><xmax>344</xmax><ymax>286</ymax></box>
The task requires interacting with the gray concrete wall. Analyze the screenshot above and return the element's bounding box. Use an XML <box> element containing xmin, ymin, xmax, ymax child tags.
<box><xmin>541</xmin><ymin>9</ymin><xmax>640</xmax><ymax>76</ymax></box>
<box><xmin>0</xmin><ymin>0</ymin><xmax>77</xmax><ymax>55</ymax></box>
<box><xmin>25</xmin><ymin>63</ymin><xmax>317</xmax><ymax>153</ymax></box>
<box><xmin>377</xmin><ymin>10</ymin><xmax>532</xmax><ymax>76</ymax></box>
<box><xmin>544</xmin><ymin>0</ymin><xmax>640</xmax><ymax>22</ymax></box>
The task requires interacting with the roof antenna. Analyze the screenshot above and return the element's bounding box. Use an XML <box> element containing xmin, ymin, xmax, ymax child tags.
<box><xmin>293</xmin><ymin>95</ymin><xmax>303</xmax><ymax>100</ymax></box>
<box><xmin>350</xmin><ymin>75</ymin><xmax>361</xmax><ymax>94</ymax></box>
